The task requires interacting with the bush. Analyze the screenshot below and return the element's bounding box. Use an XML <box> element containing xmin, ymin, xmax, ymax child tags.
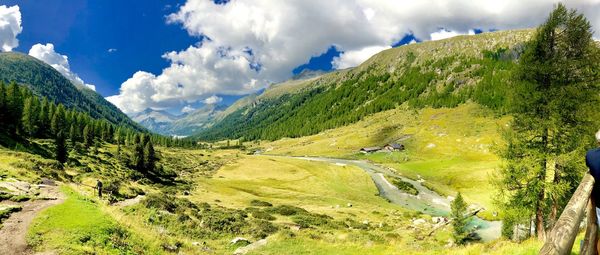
<box><xmin>252</xmin><ymin>210</ymin><xmax>276</xmax><ymax>221</ymax></box>
<box><xmin>266</xmin><ymin>205</ymin><xmax>308</xmax><ymax>216</ymax></box>
<box><xmin>250</xmin><ymin>219</ymin><xmax>278</xmax><ymax>239</ymax></box>
<box><xmin>250</xmin><ymin>199</ymin><xmax>273</xmax><ymax>207</ymax></box>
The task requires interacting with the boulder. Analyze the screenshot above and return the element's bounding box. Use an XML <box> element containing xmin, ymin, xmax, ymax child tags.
<box><xmin>233</xmin><ymin>239</ymin><xmax>267</xmax><ymax>255</ymax></box>
<box><xmin>230</xmin><ymin>237</ymin><xmax>250</xmax><ymax>245</ymax></box>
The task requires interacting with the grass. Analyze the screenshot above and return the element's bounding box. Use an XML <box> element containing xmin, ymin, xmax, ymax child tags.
<box><xmin>27</xmin><ymin>186</ymin><xmax>161</xmax><ymax>254</ymax></box>
<box><xmin>262</xmin><ymin>103</ymin><xmax>506</xmax><ymax>219</ymax></box>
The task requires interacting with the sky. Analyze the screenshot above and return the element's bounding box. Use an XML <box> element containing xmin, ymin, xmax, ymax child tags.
<box><xmin>0</xmin><ymin>0</ymin><xmax>599</xmax><ymax>115</ymax></box>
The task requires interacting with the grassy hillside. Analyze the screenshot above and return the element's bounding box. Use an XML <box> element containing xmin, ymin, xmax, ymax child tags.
<box><xmin>1</xmin><ymin>140</ymin><xmax>549</xmax><ymax>254</ymax></box>
<box><xmin>0</xmin><ymin>52</ymin><xmax>143</xmax><ymax>131</ymax></box>
<box><xmin>196</xmin><ymin>29</ymin><xmax>532</xmax><ymax>141</ymax></box>
<box><xmin>258</xmin><ymin>103</ymin><xmax>507</xmax><ymax>219</ymax></box>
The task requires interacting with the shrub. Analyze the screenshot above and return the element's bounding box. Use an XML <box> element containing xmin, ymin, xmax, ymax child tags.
<box><xmin>266</xmin><ymin>205</ymin><xmax>308</xmax><ymax>216</ymax></box>
<box><xmin>250</xmin><ymin>219</ymin><xmax>278</xmax><ymax>239</ymax></box>
<box><xmin>250</xmin><ymin>199</ymin><xmax>273</xmax><ymax>207</ymax></box>
<box><xmin>252</xmin><ymin>211</ymin><xmax>276</xmax><ymax>221</ymax></box>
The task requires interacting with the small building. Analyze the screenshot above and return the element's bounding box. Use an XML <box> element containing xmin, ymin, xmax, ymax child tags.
<box><xmin>384</xmin><ymin>143</ymin><xmax>404</xmax><ymax>151</ymax></box>
<box><xmin>359</xmin><ymin>147</ymin><xmax>381</xmax><ymax>153</ymax></box>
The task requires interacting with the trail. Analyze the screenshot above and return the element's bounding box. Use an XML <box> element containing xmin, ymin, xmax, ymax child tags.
<box><xmin>0</xmin><ymin>181</ymin><xmax>64</xmax><ymax>255</ymax></box>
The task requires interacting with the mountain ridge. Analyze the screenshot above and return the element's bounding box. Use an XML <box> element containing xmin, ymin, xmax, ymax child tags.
<box><xmin>0</xmin><ymin>52</ymin><xmax>143</xmax><ymax>131</ymax></box>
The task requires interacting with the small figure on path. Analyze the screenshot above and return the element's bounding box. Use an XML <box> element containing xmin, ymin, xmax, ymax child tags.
<box><xmin>96</xmin><ymin>180</ymin><xmax>103</xmax><ymax>198</ymax></box>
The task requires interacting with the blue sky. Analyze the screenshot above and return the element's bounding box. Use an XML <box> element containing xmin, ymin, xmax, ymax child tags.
<box><xmin>3</xmin><ymin>0</ymin><xmax>422</xmax><ymax>103</ymax></box>
<box><xmin>5</xmin><ymin>0</ymin><xmax>197</xmax><ymax>98</ymax></box>
<box><xmin>2</xmin><ymin>1</ymin><xmax>598</xmax><ymax>114</ymax></box>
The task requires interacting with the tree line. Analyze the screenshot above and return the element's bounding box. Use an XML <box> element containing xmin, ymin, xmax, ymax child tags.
<box><xmin>0</xmin><ymin>80</ymin><xmax>197</xmax><ymax>165</ymax></box>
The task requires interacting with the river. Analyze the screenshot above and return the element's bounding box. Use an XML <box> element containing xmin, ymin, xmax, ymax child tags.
<box><xmin>291</xmin><ymin>156</ymin><xmax>502</xmax><ymax>242</ymax></box>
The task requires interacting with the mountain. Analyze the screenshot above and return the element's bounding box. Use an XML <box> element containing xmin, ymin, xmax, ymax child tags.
<box><xmin>0</xmin><ymin>52</ymin><xmax>143</xmax><ymax>131</ymax></box>
<box><xmin>130</xmin><ymin>104</ymin><xmax>226</xmax><ymax>136</ymax></box>
<box><xmin>130</xmin><ymin>108</ymin><xmax>180</xmax><ymax>134</ymax></box>
<box><xmin>194</xmin><ymin>29</ymin><xmax>534</xmax><ymax>141</ymax></box>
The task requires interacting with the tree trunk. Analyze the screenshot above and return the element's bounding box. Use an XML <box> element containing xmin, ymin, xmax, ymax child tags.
<box><xmin>537</xmin><ymin>129</ymin><xmax>549</xmax><ymax>241</ymax></box>
<box><xmin>548</xmin><ymin>163</ymin><xmax>561</xmax><ymax>229</ymax></box>
<box><xmin>537</xmin><ymin>190</ymin><xmax>547</xmax><ymax>241</ymax></box>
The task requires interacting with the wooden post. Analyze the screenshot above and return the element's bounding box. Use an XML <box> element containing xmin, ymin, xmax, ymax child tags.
<box><xmin>540</xmin><ymin>173</ymin><xmax>595</xmax><ymax>255</ymax></box>
<box><xmin>581</xmin><ymin>196</ymin><xmax>598</xmax><ymax>255</ymax></box>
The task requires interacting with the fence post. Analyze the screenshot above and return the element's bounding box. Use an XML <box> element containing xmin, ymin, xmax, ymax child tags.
<box><xmin>581</xmin><ymin>196</ymin><xmax>598</xmax><ymax>255</ymax></box>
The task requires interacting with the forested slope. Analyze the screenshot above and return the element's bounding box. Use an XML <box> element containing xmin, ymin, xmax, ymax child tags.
<box><xmin>0</xmin><ymin>52</ymin><xmax>143</xmax><ymax>131</ymax></box>
<box><xmin>195</xmin><ymin>29</ymin><xmax>533</xmax><ymax>141</ymax></box>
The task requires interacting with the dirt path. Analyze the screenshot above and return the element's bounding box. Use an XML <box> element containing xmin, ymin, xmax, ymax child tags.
<box><xmin>0</xmin><ymin>182</ymin><xmax>64</xmax><ymax>255</ymax></box>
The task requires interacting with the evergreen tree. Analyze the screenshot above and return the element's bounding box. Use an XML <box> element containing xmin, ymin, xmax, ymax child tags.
<box><xmin>21</xmin><ymin>97</ymin><xmax>38</xmax><ymax>137</ymax></box>
<box><xmin>83</xmin><ymin>124</ymin><xmax>93</xmax><ymax>147</ymax></box>
<box><xmin>451</xmin><ymin>192</ymin><xmax>469</xmax><ymax>245</ymax></box>
<box><xmin>55</xmin><ymin>131</ymin><xmax>67</xmax><ymax>163</ymax></box>
<box><xmin>69</xmin><ymin>124</ymin><xmax>77</xmax><ymax>148</ymax></box>
<box><xmin>143</xmin><ymin>139</ymin><xmax>155</xmax><ymax>172</ymax></box>
<box><xmin>51</xmin><ymin>104</ymin><xmax>66</xmax><ymax>137</ymax></box>
<box><xmin>495</xmin><ymin>4</ymin><xmax>600</xmax><ymax>240</ymax></box>
<box><xmin>37</xmin><ymin>98</ymin><xmax>50</xmax><ymax>137</ymax></box>
<box><xmin>133</xmin><ymin>134</ymin><xmax>145</xmax><ymax>172</ymax></box>
<box><xmin>6</xmin><ymin>81</ymin><xmax>23</xmax><ymax>133</ymax></box>
<box><xmin>0</xmin><ymin>81</ymin><xmax>5</xmax><ymax>125</ymax></box>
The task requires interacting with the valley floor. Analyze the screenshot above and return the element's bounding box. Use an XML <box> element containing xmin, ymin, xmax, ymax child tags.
<box><xmin>0</xmin><ymin>104</ymin><xmax>570</xmax><ymax>254</ymax></box>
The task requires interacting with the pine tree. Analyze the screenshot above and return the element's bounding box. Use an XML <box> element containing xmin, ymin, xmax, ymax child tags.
<box><xmin>451</xmin><ymin>192</ymin><xmax>469</xmax><ymax>245</ymax></box>
<box><xmin>6</xmin><ymin>81</ymin><xmax>23</xmax><ymax>133</ymax></box>
<box><xmin>69</xmin><ymin>124</ymin><xmax>77</xmax><ymax>148</ymax></box>
<box><xmin>495</xmin><ymin>4</ymin><xmax>600</xmax><ymax>240</ymax></box>
<box><xmin>0</xmin><ymin>81</ymin><xmax>5</xmax><ymax>125</ymax></box>
<box><xmin>143</xmin><ymin>139</ymin><xmax>155</xmax><ymax>172</ymax></box>
<box><xmin>83</xmin><ymin>124</ymin><xmax>93</xmax><ymax>147</ymax></box>
<box><xmin>21</xmin><ymin>97</ymin><xmax>38</xmax><ymax>137</ymax></box>
<box><xmin>55</xmin><ymin>131</ymin><xmax>67</xmax><ymax>163</ymax></box>
<box><xmin>51</xmin><ymin>104</ymin><xmax>66</xmax><ymax>137</ymax></box>
<box><xmin>134</xmin><ymin>135</ymin><xmax>145</xmax><ymax>172</ymax></box>
<box><xmin>37</xmin><ymin>98</ymin><xmax>49</xmax><ymax>137</ymax></box>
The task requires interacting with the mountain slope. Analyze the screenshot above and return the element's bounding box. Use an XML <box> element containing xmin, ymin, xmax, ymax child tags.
<box><xmin>130</xmin><ymin>104</ymin><xmax>226</xmax><ymax>136</ymax></box>
<box><xmin>195</xmin><ymin>29</ymin><xmax>533</xmax><ymax>141</ymax></box>
<box><xmin>0</xmin><ymin>52</ymin><xmax>143</xmax><ymax>131</ymax></box>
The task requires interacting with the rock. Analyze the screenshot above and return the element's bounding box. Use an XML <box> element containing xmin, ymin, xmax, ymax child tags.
<box><xmin>412</xmin><ymin>219</ymin><xmax>426</xmax><ymax>225</ymax></box>
<box><xmin>432</xmin><ymin>217</ymin><xmax>445</xmax><ymax>224</ymax></box>
<box><xmin>230</xmin><ymin>237</ymin><xmax>250</xmax><ymax>245</ymax></box>
<box><xmin>362</xmin><ymin>220</ymin><xmax>369</xmax><ymax>225</ymax></box>
<box><xmin>233</xmin><ymin>239</ymin><xmax>267</xmax><ymax>255</ymax></box>
<box><xmin>347</xmin><ymin>203</ymin><xmax>352</xmax><ymax>207</ymax></box>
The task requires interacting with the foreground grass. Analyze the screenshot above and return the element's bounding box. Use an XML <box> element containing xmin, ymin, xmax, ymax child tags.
<box><xmin>27</xmin><ymin>186</ymin><xmax>161</xmax><ymax>254</ymax></box>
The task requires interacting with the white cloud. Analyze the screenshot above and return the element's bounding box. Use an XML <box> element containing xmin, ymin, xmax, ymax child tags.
<box><xmin>108</xmin><ymin>0</ymin><xmax>600</xmax><ymax>113</ymax></box>
<box><xmin>430</xmin><ymin>29</ymin><xmax>477</xmax><ymax>41</ymax></box>
<box><xmin>332</xmin><ymin>45</ymin><xmax>390</xmax><ymax>69</ymax></box>
<box><xmin>203</xmin><ymin>95</ymin><xmax>223</xmax><ymax>104</ymax></box>
<box><xmin>181</xmin><ymin>105</ymin><xmax>195</xmax><ymax>113</ymax></box>
<box><xmin>29</xmin><ymin>43</ymin><xmax>96</xmax><ymax>91</ymax></box>
<box><xmin>0</xmin><ymin>5</ymin><xmax>22</xmax><ymax>52</ymax></box>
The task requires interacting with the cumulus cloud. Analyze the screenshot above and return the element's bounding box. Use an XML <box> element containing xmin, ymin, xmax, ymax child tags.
<box><xmin>203</xmin><ymin>95</ymin><xmax>223</xmax><ymax>104</ymax></box>
<box><xmin>29</xmin><ymin>43</ymin><xmax>96</xmax><ymax>91</ymax></box>
<box><xmin>107</xmin><ymin>0</ymin><xmax>600</xmax><ymax>113</ymax></box>
<box><xmin>0</xmin><ymin>5</ymin><xmax>22</xmax><ymax>52</ymax></box>
<box><xmin>332</xmin><ymin>45</ymin><xmax>391</xmax><ymax>69</ymax></box>
<box><xmin>181</xmin><ymin>105</ymin><xmax>195</xmax><ymax>113</ymax></box>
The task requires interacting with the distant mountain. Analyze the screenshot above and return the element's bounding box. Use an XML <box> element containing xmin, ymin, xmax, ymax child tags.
<box><xmin>130</xmin><ymin>104</ymin><xmax>226</xmax><ymax>136</ymax></box>
<box><xmin>195</xmin><ymin>29</ymin><xmax>534</xmax><ymax>141</ymax></box>
<box><xmin>0</xmin><ymin>52</ymin><xmax>143</xmax><ymax>131</ymax></box>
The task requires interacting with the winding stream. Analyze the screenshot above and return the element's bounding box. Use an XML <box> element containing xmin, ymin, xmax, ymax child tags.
<box><xmin>291</xmin><ymin>156</ymin><xmax>502</xmax><ymax>242</ymax></box>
